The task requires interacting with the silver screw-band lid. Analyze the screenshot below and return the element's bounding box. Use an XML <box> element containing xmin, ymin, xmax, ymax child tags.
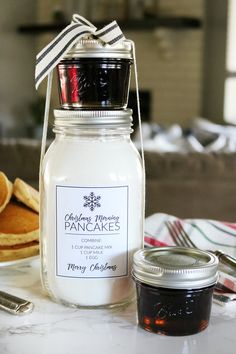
<box><xmin>54</xmin><ymin>109</ymin><xmax>133</xmax><ymax>128</ymax></box>
<box><xmin>133</xmin><ymin>247</ymin><xmax>219</xmax><ymax>289</ymax></box>
<box><xmin>63</xmin><ymin>38</ymin><xmax>132</xmax><ymax>59</ymax></box>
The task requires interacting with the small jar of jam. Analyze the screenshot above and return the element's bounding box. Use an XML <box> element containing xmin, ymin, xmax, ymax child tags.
<box><xmin>132</xmin><ymin>247</ymin><xmax>218</xmax><ymax>336</ymax></box>
<box><xmin>57</xmin><ymin>39</ymin><xmax>132</xmax><ymax>109</ymax></box>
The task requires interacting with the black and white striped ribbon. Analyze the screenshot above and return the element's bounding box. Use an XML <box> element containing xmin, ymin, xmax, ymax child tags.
<box><xmin>35</xmin><ymin>14</ymin><xmax>125</xmax><ymax>89</ymax></box>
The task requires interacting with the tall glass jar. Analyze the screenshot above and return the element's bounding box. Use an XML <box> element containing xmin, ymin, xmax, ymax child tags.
<box><xmin>40</xmin><ymin>109</ymin><xmax>144</xmax><ymax>308</ymax></box>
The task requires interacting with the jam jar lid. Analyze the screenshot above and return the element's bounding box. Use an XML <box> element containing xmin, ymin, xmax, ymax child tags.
<box><xmin>63</xmin><ymin>38</ymin><xmax>132</xmax><ymax>59</ymax></box>
<box><xmin>54</xmin><ymin>109</ymin><xmax>133</xmax><ymax>128</ymax></box>
<box><xmin>132</xmin><ymin>247</ymin><xmax>219</xmax><ymax>290</ymax></box>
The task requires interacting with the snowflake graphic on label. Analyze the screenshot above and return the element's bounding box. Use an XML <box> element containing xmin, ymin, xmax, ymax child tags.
<box><xmin>83</xmin><ymin>192</ymin><xmax>101</xmax><ymax>211</ymax></box>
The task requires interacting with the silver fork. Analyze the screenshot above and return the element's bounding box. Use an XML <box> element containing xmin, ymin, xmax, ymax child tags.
<box><xmin>165</xmin><ymin>220</ymin><xmax>236</xmax><ymax>273</ymax></box>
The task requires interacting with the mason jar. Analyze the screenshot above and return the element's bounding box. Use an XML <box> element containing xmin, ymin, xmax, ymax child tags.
<box><xmin>40</xmin><ymin>109</ymin><xmax>144</xmax><ymax>308</ymax></box>
<box><xmin>133</xmin><ymin>247</ymin><xmax>218</xmax><ymax>336</ymax></box>
<box><xmin>57</xmin><ymin>39</ymin><xmax>132</xmax><ymax>109</ymax></box>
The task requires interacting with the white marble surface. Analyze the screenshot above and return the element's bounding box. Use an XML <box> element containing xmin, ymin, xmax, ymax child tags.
<box><xmin>0</xmin><ymin>259</ymin><xmax>236</xmax><ymax>354</ymax></box>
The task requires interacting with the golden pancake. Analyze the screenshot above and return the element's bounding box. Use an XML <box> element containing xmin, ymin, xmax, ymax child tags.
<box><xmin>0</xmin><ymin>243</ymin><xmax>39</xmax><ymax>262</ymax></box>
<box><xmin>0</xmin><ymin>201</ymin><xmax>39</xmax><ymax>261</ymax></box>
<box><xmin>13</xmin><ymin>178</ymin><xmax>39</xmax><ymax>213</ymax></box>
<box><xmin>0</xmin><ymin>171</ymin><xmax>12</xmax><ymax>213</ymax></box>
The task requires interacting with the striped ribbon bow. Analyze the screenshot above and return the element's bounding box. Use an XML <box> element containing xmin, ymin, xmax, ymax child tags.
<box><xmin>35</xmin><ymin>14</ymin><xmax>125</xmax><ymax>89</ymax></box>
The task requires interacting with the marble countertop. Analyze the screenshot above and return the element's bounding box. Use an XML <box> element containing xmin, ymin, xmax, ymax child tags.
<box><xmin>0</xmin><ymin>258</ymin><xmax>236</xmax><ymax>354</ymax></box>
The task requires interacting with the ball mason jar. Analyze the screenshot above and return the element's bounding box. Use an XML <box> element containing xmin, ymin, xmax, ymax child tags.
<box><xmin>57</xmin><ymin>39</ymin><xmax>132</xmax><ymax>109</ymax></box>
<box><xmin>133</xmin><ymin>247</ymin><xmax>219</xmax><ymax>336</ymax></box>
<box><xmin>40</xmin><ymin>109</ymin><xmax>144</xmax><ymax>308</ymax></box>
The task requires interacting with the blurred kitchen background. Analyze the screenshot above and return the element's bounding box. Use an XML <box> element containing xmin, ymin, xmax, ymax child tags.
<box><xmin>0</xmin><ymin>0</ymin><xmax>235</xmax><ymax>139</ymax></box>
<box><xmin>2</xmin><ymin>0</ymin><xmax>236</xmax><ymax>220</ymax></box>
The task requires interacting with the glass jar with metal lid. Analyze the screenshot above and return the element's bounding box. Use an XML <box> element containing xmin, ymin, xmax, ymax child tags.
<box><xmin>40</xmin><ymin>109</ymin><xmax>144</xmax><ymax>308</ymax></box>
<box><xmin>57</xmin><ymin>39</ymin><xmax>132</xmax><ymax>109</ymax></box>
<box><xmin>132</xmin><ymin>247</ymin><xmax>218</xmax><ymax>336</ymax></box>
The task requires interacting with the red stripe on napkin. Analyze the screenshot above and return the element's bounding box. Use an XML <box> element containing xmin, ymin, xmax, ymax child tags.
<box><xmin>223</xmin><ymin>222</ymin><xmax>236</xmax><ymax>231</ymax></box>
<box><xmin>144</xmin><ymin>236</ymin><xmax>168</xmax><ymax>247</ymax></box>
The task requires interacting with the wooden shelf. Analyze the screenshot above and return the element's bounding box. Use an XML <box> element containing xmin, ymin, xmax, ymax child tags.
<box><xmin>18</xmin><ymin>17</ymin><xmax>202</xmax><ymax>34</ymax></box>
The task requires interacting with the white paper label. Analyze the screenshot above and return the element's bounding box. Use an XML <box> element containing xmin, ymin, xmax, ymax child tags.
<box><xmin>56</xmin><ymin>185</ymin><xmax>129</xmax><ymax>278</ymax></box>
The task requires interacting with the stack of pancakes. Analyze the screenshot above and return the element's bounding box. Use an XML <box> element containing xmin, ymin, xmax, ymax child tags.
<box><xmin>0</xmin><ymin>172</ymin><xmax>39</xmax><ymax>261</ymax></box>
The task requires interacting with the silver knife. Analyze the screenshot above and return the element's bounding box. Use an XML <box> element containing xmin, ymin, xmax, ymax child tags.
<box><xmin>0</xmin><ymin>291</ymin><xmax>34</xmax><ymax>315</ymax></box>
<box><xmin>214</xmin><ymin>250</ymin><xmax>236</xmax><ymax>274</ymax></box>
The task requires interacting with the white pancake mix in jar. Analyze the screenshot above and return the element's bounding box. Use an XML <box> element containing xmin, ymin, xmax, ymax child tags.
<box><xmin>40</xmin><ymin>109</ymin><xmax>144</xmax><ymax>307</ymax></box>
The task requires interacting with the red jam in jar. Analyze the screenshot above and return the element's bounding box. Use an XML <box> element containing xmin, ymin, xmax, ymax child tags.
<box><xmin>57</xmin><ymin>39</ymin><xmax>132</xmax><ymax>109</ymax></box>
<box><xmin>132</xmin><ymin>247</ymin><xmax>218</xmax><ymax>336</ymax></box>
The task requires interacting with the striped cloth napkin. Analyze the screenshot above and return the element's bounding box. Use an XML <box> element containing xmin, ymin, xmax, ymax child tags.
<box><xmin>145</xmin><ymin>213</ymin><xmax>236</xmax><ymax>305</ymax></box>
